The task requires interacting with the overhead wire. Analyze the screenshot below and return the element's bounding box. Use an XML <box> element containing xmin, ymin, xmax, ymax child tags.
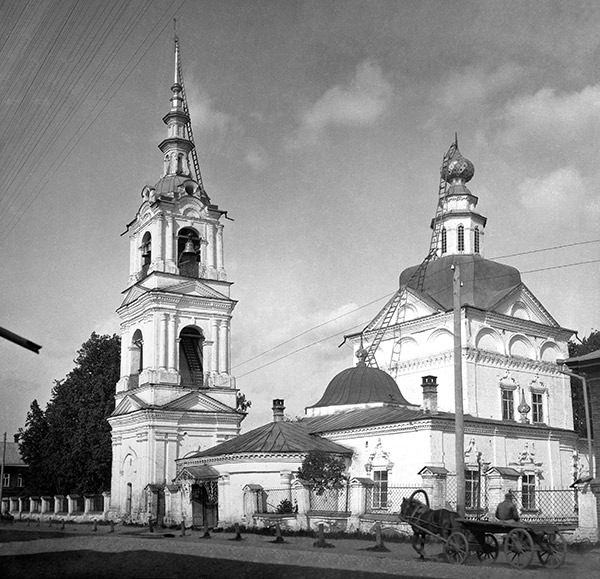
<box><xmin>0</xmin><ymin>0</ymin><xmax>132</xmax><ymax>234</ymax></box>
<box><xmin>0</xmin><ymin>0</ymin><xmax>188</xmax><ymax>245</ymax></box>
<box><xmin>235</xmin><ymin>248</ymin><xmax>600</xmax><ymax>379</ymax></box>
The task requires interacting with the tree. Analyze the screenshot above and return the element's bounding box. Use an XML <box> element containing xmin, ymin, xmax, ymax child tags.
<box><xmin>297</xmin><ymin>450</ymin><xmax>348</xmax><ymax>495</ymax></box>
<box><xmin>568</xmin><ymin>330</ymin><xmax>600</xmax><ymax>439</ymax></box>
<box><xmin>18</xmin><ymin>332</ymin><xmax>120</xmax><ymax>495</ymax></box>
<box><xmin>17</xmin><ymin>400</ymin><xmax>50</xmax><ymax>493</ymax></box>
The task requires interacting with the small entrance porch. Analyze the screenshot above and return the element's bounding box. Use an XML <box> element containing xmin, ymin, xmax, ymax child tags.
<box><xmin>175</xmin><ymin>465</ymin><xmax>219</xmax><ymax>529</ymax></box>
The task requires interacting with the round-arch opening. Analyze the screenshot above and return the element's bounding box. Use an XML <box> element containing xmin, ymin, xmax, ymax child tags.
<box><xmin>129</xmin><ymin>329</ymin><xmax>144</xmax><ymax>388</ymax></box>
<box><xmin>140</xmin><ymin>232</ymin><xmax>151</xmax><ymax>277</ymax></box>
<box><xmin>177</xmin><ymin>227</ymin><xmax>200</xmax><ymax>277</ymax></box>
<box><xmin>179</xmin><ymin>326</ymin><xmax>205</xmax><ymax>388</ymax></box>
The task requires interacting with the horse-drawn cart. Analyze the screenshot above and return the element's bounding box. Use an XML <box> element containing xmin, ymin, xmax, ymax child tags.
<box><xmin>445</xmin><ymin>518</ymin><xmax>567</xmax><ymax>569</ymax></box>
<box><xmin>399</xmin><ymin>489</ymin><xmax>567</xmax><ymax>569</ymax></box>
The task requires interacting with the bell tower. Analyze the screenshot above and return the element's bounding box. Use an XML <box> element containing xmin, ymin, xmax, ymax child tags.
<box><xmin>108</xmin><ymin>37</ymin><xmax>245</xmax><ymax>521</ymax></box>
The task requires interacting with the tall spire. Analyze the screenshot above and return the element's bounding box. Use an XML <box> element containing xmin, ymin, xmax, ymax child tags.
<box><xmin>157</xmin><ymin>28</ymin><xmax>194</xmax><ymax>179</ymax></box>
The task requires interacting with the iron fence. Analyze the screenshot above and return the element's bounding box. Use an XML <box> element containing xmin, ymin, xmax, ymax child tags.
<box><xmin>511</xmin><ymin>489</ymin><xmax>578</xmax><ymax>526</ymax></box>
<box><xmin>309</xmin><ymin>486</ymin><xmax>349</xmax><ymax>512</ymax></box>
<box><xmin>260</xmin><ymin>488</ymin><xmax>298</xmax><ymax>514</ymax></box>
<box><xmin>446</xmin><ymin>474</ymin><xmax>489</xmax><ymax>518</ymax></box>
<box><xmin>364</xmin><ymin>485</ymin><xmax>421</xmax><ymax>514</ymax></box>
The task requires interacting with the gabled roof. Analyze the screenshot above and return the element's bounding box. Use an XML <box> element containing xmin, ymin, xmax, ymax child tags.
<box><xmin>3</xmin><ymin>441</ymin><xmax>26</xmax><ymax>467</ymax></box>
<box><xmin>111</xmin><ymin>394</ymin><xmax>149</xmax><ymax>417</ymax></box>
<box><xmin>111</xmin><ymin>390</ymin><xmax>239</xmax><ymax>417</ymax></box>
<box><xmin>188</xmin><ymin>421</ymin><xmax>352</xmax><ymax>458</ymax></box>
<box><xmin>174</xmin><ymin>465</ymin><xmax>219</xmax><ymax>483</ymax></box>
<box><xmin>161</xmin><ymin>390</ymin><xmax>238</xmax><ymax>414</ymax></box>
<box><xmin>120</xmin><ymin>277</ymin><xmax>230</xmax><ymax>308</ymax></box>
<box><xmin>491</xmin><ymin>282</ymin><xmax>560</xmax><ymax>327</ymax></box>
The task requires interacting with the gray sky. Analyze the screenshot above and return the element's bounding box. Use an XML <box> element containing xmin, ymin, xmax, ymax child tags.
<box><xmin>1</xmin><ymin>0</ymin><xmax>599</xmax><ymax>437</ymax></box>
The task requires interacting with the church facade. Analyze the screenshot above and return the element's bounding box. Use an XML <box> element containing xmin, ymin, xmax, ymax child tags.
<box><xmin>107</xmin><ymin>40</ymin><xmax>246</xmax><ymax>523</ymax></box>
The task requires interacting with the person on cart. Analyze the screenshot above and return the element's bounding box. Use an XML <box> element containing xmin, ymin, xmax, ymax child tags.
<box><xmin>495</xmin><ymin>492</ymin><xmax>520</xmax><ymax>523</ymax></box>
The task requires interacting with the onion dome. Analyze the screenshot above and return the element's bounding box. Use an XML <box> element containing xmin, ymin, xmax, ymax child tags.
<box><xmin>309</xmin><ymin>349</ymin><xmax>411</xmax><ymax>409</ymax></box>
<box><xmin>442</xmin><ymin>145</ymin><xmax>475</xmax><ymax>184</ymax></box>
<box><xmin>399</xmin><ymin>254</ymin><xmax>521</xmax><ymax>311</ymax></box>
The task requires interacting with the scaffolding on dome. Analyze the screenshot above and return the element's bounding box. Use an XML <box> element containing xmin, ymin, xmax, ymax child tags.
<box><xmin>360</xmin><ymin>137</ymin><xmax>458</xmax><ymax>372</ymax></box>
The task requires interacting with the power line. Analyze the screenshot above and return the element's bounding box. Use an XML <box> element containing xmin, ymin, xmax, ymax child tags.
<box><xmin>492</xmin><ymin>239</ymin><xmax>600</xmax><ymax>260</ymax></box>
<box><xmin>235</xmin><ymin>255</ymin><xmax>599</xmax><ymax>379</ymax></box>
<box><xmin>232</xmin><ymin>293</ymin><xmax>390</xmax><ymax>369</ymax></box>
<box><xmin>237</xmin><ymin>320</ymin><xmax>369</xmax><ymax>379</ymax></box>
<box><xmin>0</xmin><ymin>0</ymin><xmax>188</xmax><ymax>245</ymax></box>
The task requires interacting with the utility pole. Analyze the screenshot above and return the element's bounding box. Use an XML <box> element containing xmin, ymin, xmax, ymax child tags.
<box><xmin>452</xmin><ymin>265</ymin><xmax>465</xmax><ymax>516</ymax></box>
<box><xmin>0</xmin><ymin>432</ymin><xmax>6</xmax><ymax>511</ymax></box>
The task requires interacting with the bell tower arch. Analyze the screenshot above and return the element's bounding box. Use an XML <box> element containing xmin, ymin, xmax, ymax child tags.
<box><xmin>108</xmin><ymin>36</ymin><xmax>245</xmax><ymax>522</ymax></box>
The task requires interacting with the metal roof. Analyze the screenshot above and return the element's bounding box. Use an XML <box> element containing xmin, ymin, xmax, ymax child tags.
<box><xmin>400</xmin><ymin>254</ymin><xmax>522</xmax><ymax>312</ymax></box>
<box><xmin>305</xmin><ymin>405</ymin><xmax>428</xmax><ymax>433</ymax></box>
<box><xmin>304</xmin><ymin>405</ymin><xmax>574</xmax><ymax>434</ymax></box>
<box><xmin>308</xmin><ymin>364</ymin><xmax>413</xmax><ymax>408</ymax></box>
<box><xmin>2</xmin><ymin>441</ymin><xmax>26</xmax><ymax>467</ymax></box>
<box><xmin>188</xmin><ymin>421</ymin><xmax>352</xmax><ymax>458</ymax></box>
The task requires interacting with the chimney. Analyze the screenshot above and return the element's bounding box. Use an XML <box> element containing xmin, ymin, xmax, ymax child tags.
<box><xmin>421</xmin><ymin>376</ymin><xmax>438</xmax><ymax>414</ymax></box>
<box><xmin>272</xmin><ymin>399</ymin><xmax>285</xmax><ymax>422</ymax></box>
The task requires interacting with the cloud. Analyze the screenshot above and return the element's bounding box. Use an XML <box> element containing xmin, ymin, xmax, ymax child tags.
<box><xmin>517</xmin><ymin>166</ymin><xmax>599</xmax><ymax>226</ymax></box>
<box><xmin>439</xmin><ymin>63</ymin><xmax>524</xmax><ymax>110</ymax></box>
<box><xmin>186</xmin><ymin>89</ymin><xmax>233</xmax><ymax>133</ymax></box>
<box><xmin>501</xmin><ymin>84</ymin><xmax>600</xmax><ymax>157</ymax></box>
<box><xmin>244</xmin><ymin>145</ymin><xmax>269</xmax><ymax>172</ymax></box>
<box><xmin>295</xmin><ymin>59</ymin><xmax>393</xmax><ymax>145</ymax></box>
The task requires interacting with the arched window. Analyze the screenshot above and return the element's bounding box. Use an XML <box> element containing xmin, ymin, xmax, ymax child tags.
<box><xmin>457</xmin><ymin>224</ymin><xmax>465</xmax><ymax>252</ymax></box>
<box><xmin>179</xmin><ymin>326</ymin><xmax>205</xmax><ymax>388</ymax></box>
<box><xmin>441</xmin><ymin>228</ymin><xmax>447</xmax><ymax>254</ymax></box>
<box><xmin>474</xmin><ymin>226</ymin><xmax>480</xmax><ymax>253</ymax></box>
<box><xmin>177</xmin><ymin>154</ymin><xmax>184</xmax><ymax>174</ymax></box>
<box><xmin>130</xmin><ymin>330</ymin><xmax>143</xmax><ymax>389</ymax></box>
<box><xmin>140</xmin><ymin>232</ymin><xmax>151</xmax><ymax>278</ymax></box>
<box><xmin>177</xmin><ymin>228</ymin><xmax>200</xmax><ymax>277</ymax></box>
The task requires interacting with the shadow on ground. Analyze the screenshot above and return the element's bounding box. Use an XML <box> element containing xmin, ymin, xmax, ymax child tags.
<box><xmin>1</xmin><ymin>549</ymin><xmax>435</xmax><ymax>579</ymax></box>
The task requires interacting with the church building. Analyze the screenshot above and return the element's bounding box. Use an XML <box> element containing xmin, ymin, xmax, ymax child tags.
<box><xmin>109</xmin><ymin>38</ymin><xmax>588</xmax><ymax>533</ymax></box>
<box><xmin>174</xmin><ymin>142</ymin><xmax>586</xmax><ymax>531</ymax></box>
<box><xmin>108</xmin><ymin>39</ymin><xmax>246</xmax><ymax>523</ymax></box>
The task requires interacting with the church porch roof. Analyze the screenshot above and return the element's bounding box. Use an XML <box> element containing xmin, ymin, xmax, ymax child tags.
<box><xmin>187</xmin><ymin>420</ymin><xmax>352</xmax><ymax>459</ymax></box>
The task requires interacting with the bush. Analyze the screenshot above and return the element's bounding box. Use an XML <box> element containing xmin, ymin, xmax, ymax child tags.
<box><xmin>275</xmin><ymin>498</ymin><xmax>295</xmax><ymax>514</ymax></box>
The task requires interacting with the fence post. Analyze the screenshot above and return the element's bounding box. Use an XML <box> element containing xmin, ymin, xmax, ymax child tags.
<box><xmin>313</xmin><ymin>523</ymin><xmax>333</xmax><ymax>548</ymax></box>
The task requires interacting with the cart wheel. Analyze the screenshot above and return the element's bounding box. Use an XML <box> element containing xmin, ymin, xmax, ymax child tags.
<box><xmin>444</xmin><ymin>532</ymin><xmax>469</xmax><ymax>565</ymax></box>
<box><xmin>504</xmin><ymin>528</ymin><xmax>534</xmax><ymax>569</ymax></box>
<box><xmin>476</xmin><ymin>533</ymin><xmax>499</xmax><ymax>562</ymax></box>
<box><xmin>537</xmin><ymin>531</ymin><xmax>566</xmax><ymax>568</ymax></box>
